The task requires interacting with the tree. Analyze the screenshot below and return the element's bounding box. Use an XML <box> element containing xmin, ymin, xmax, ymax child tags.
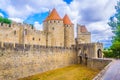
<box><xmin>108</xmin><ymin>1</ymin><xmax>120</xmax><ymax>58</ymax></box>
<box><xmin>111</xmin><ymin>41</ymin><xmax>120</xmax><ymax>58</ymax></box>
<box><xmin>0</xmin><ymin>16</ymin><xmax>11</xmax><ymax>24</ymax></box>
<box><xmin>103</xmin><ymin>49</ymin><xmax>113</xmax><ymax>58</ymax></box>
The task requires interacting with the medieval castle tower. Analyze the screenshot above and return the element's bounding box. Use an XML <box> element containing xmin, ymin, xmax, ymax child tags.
<box><xmin>0</xmin><ymin>8</ymin><xmax>105</xmax><ymax>80</ymax></box>
<box><xmin>0</xmin><ymin>8</ymin><xmax>75</xmax><ymax>47</ymax></box>
<box><xmin>43</xmin><ymin>8</ymin><xmax>74</xmax><ymax>47</ymax></box>
<box><xmin>0</xmin><ymin>8</ymin><xmax>103</xmax><ymax>59</ymax></box>
<box><xmin>77</xmin><ymin>24</ymin><xmax>91</xmax><ymax>44</ymax></box>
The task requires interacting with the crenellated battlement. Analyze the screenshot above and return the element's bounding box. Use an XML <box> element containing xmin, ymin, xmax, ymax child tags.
<box><xmin>33</xmin><ymin>30</ymin><xmax>46</xmax><ymax>35</ymax></box>
<box><xmin>77</xmin><ymin>43</ymin><xmax>103</xmax><ymax>46</ymax></box>
<box><xmin>0</xmin><ymin>8</ymin><xmax>104</xmax><ymax>80</ymax></box>
<box><xmin>45</xmin><ymin>20</ymin><xmax>63</xmax><ymax>24</ymax></box>
<box><xmin>0</xmin><ymin>42</ymin><xmax>74</xmax><ymax>52</ymax></box>
<box><xmin>0</xmin><ymin>42</ymin><xmax>77</xmax><ymax>80</ymax></box>
<box><xmin>0</xmin><ymin>22</ymin><xmax>34</xmax><ymax>29</ymax></box>
<box><xmin>0</xmin><ymin>8</ymin><xmax>75</xmax><ymax>48</ymax></box>
<box><xmin>0</xmin><ymin>23</ymin><xmax>11</xmax><ymax>27</ymax></box>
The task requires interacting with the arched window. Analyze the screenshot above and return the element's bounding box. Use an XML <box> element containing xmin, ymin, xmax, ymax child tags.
<box><xmin>97</xmin><ymin>49</ymin><xmax>102</xmax><ymax>58</ymax></box>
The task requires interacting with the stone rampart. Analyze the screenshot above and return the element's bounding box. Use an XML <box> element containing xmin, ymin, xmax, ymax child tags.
<box><xmin>87</xmin><ymin>58</ymin><xmax>112</xmax><ymax>70</ymax></box>
<box><xmin>0</xmin><ymin>42</ymin><xmax>77</xmax><ymax>80</ymax></box>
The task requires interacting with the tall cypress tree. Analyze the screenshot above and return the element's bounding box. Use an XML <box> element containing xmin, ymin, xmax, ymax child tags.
<box><xmin>108</xmin><ymin>1</ymin><xmax>120</xmax><ymax>58</ymax></box>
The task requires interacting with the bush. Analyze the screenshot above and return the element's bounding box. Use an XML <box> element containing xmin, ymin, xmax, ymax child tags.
<box><xmin>103</xmin><ymin>49</ymin><xmax>114</xmax><ymax>58</ymax></box>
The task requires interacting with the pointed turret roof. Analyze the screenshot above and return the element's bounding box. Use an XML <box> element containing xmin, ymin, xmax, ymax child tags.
<box><xmin>79</xmin><ymin>25</ymin><xmax>88</xmax><ymax>33</ymax></box>
<box><xmin>63</xmin><ymin>14</ymin><xmax>73</xmax><ymax>25</ymax></box>
<box><xmin>44</xmin><ymin>8</ymin><xmax>62</xmax><ymax>21</ymax></box>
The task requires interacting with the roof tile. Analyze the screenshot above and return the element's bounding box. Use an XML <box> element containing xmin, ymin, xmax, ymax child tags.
<box><xmin>44</xmin><ymin>8</ymin><xmax>62</xmax><ymax>21</ymax></box>
<box><xmin>80</xmin><ymin>25</ymin><xmax>88</xmax><ymax>33</ymax></box>
<box><xmin>63</xmin><ymin>14</ymin><xmax>73</xmax><ymax>25</ymax></box>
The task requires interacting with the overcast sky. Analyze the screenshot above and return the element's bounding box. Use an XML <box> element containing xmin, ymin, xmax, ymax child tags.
<box><xmin>0</xmin><ymin>0</ymin><xmax>118</xmax><ymax>48</ymax></box>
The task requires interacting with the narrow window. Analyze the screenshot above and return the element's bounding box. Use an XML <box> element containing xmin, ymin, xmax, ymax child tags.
<box><xmin>14</xmin><ymin>31</ymin><xmax>16</xmax><ymax>35</ymax></box>
<box><xmin>52</xmin><ymin>27</ymin><xmax>54</xmax><ymax>30</ymax></box>
<box><xmin>31</xmin><ymin>26</ymin><xmax>34</xmax><ymax>29</ymax></box>
<box><xmin>33</xmin><ymin>37</ymin><xmax>35</xmax><ymax>40</ymax></box>
<box><xmin>24</xmin><ymin>29</ymin><xmax>27</xmax><ymax>35</ymax></box>
<box><xmin>9</xmin><ymin>24</ymin><xmax>11</xmax><ymax>27</ymax></box>
<box><xmin>1</xmin><ymin>23</ymin><xmax>3</xmax><ymax>26</ymax></box>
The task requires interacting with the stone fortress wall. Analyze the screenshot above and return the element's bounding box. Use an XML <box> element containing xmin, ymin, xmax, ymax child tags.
<box><xmin>0</xmin><ymin>17</ymin><xmax>75</xmax><ymax>48</ymax></box>
<box><xmin>0</xmin><ymin>42</ymin><xmax>77</xmax><ymax>80</ymax></box>
<box><xmin>0</xmin><ymin>41</ymin><xmax>103</xmax><ymax>80</ymax></box>
<box><xmin>0</xmin><ymin>8</ymin><xmax>105</xmax><ymax>80</ymax></box>
<box><xmin>77</xmin><ymin>43</ymin><xmax>103</xmax><ymax>58</ymax></box>
<box><xmin>0</xmin><ymin>41</ymin><xmax>104</xmax><ymax>80</ymax></box>
<box><xmin>0</xmin><ymin>22</ymin><xmax>47</xmax><ymax>45</ymax></box>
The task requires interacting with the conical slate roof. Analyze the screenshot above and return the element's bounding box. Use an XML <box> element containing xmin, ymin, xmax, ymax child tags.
<box><xmin>44</xmin><ymin>8</ymin><xmax>62</xmax><ymax>21</ymax></box>
<box><xmin>63</xmin><ymin>14</ymin><xmax>73</xmax><ymax>25</ymax></box>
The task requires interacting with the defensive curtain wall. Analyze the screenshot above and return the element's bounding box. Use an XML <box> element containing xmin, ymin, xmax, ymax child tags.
<box><xmin>0</xmin><ymin>23</ymin><xmax>47</xmax><ymax>46</ymax></box>
<box><xmin>0</xmin><ymin>42</ymin><xmax>77</xmax><ymax>80</ymax></box>
<box><xmin>76</xmin><ymin>43</ymin><xmax>111</xmax><ymax>73</ymax></box>
<box><xmin>0</xmin><ymin>23</ymin><xmax>111</xmax><ymax>80</ymax></box>
<box><xmin>0</xmin><ymin>41</ymin><xmax>112</xmax><ymax>80</ymax></box>
<box><xmin>0</xmin><ymin>8</ymin><xmax>112</xmax><ymax>80</ymax></box>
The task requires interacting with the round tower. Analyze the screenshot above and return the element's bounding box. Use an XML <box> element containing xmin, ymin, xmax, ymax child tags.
<box><xmin>43</xmin><ymin>8</ymin><xmax>64</xmax><ymax>47</ymax></box>
<box><xmin>63</xmin><ymin>14</ymin><xmax>75</xmax><ymax>47</ymax></box>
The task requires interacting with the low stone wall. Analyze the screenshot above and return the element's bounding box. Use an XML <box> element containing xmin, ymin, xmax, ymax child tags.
<box><xmin>0</xmin><ymin>42</ymin><xmax>77</xmax><ymax>80</ymax></box>
<box><xmin>93</xmin><ymin>60</ymin><xmax>113</xmax><ymax>80</ymax></box>
<box><xmin>87</xmin><ymin>58</ymin><xmax>112</xmax><ymax>70</ymax></box>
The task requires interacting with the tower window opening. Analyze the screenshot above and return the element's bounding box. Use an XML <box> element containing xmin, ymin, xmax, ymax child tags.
<box><xmin>24</xmin><ymin>29</ymin><xmax>27</xmax><ymax>35</ymax></box>
<box><xmin>33</xmin><ymin>37</ymin><xmax>35</xmax><ymax>40</ymax></box>
<box><xmin>52</xmin><ymin>27</ymin><xmax>54</xmax><ymax>30</ymax></box>
<box><xmin>14</xmin><ymin>31</ymin><xmax>16</xmax><ymax>35</ymax></box>
<box><xmin>9</xmin><ymin>24</ymin><xmax>11</xmax><ymax>27</ymax></box>
<box><xmin>1</xmin><ymin>23</ymin><xmax>3</xmax><ymax>26</ymax></box>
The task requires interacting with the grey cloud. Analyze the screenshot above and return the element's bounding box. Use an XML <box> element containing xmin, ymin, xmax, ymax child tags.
<box><xmin>91</xmin><ymin>29</ymin><xmax>103</xmax><ymax>34</ymax></box>
<box><xmin>0</xmin><ymin>0</ymin><xmax>117</xmax><ymax>48</ymax></box>
<box><xmin>80</xmin><ymin>7</ymin><xmax>104</xmax><ymax>24</ymax></box>
<box><xmin>77</xmin><ymin>0</ymin><xmax>117</xmax><ymax>25</ymax></box>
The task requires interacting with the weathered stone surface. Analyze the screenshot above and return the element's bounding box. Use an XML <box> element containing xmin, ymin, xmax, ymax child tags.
<box><xmin>0</xmin><ymin>45</ymin><xmax>77</xmax><ymax>80</ymax></box>
<box><xmin>87</xmin><ymin>58</ymin><xmax>111</xmax><ymax>70</ymax></box>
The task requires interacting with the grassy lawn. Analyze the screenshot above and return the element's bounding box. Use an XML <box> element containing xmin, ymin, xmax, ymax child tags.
<box><xmin>19</xmin><ymin>64</ymin><xmax>99</xmax><ymax>80</ymax></box>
